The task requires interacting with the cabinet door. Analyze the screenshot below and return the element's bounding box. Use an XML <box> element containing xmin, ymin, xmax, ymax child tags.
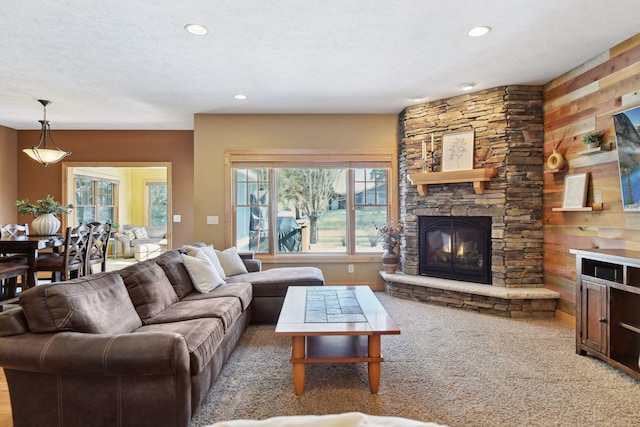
<box><xmin>581</xmin><ymin>280</ymin><xmax>608</xmax><ymax>355</ymax></box>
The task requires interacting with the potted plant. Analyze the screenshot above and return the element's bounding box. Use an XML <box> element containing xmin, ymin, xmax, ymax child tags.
<box><xmin>16</xmin><ymin>195</ymin><xmax>74</xmax><ymax>235</ymax></box>
<box><xmin>376</xmin><ymin>220</ymin><xmax>405</xmax><ymax>273</ymax></box>
<box><xmin>582</xmin><ymin>131</ymin><xmax>604</xmax><ymax>149</ymax></box>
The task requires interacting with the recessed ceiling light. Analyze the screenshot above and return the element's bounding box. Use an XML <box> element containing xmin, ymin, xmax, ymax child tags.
<box><xmin>184</xmin><ymin>23</ymin><xmax>208</xmax><ymax>36</ymax></box>
<box><xmin>459</xmin><ymin>83</ymin><xmax>477</xmax><ymax>91</ymax></box>
<box><xmin>234</xmin><ymin>94</ymin><xmax>247</xmax><ymax>100</ymax></box>
<box><xmin>467</xmin><ymin>26</ymin><xmax>491</xmax><ymax>37</ymax></box>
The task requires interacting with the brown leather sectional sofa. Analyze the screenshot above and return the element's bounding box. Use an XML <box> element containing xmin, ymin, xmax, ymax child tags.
<box><xmin>0</xmin><ymin>245</ymin><xmax>324</xmax><ymax>427</ymax></box>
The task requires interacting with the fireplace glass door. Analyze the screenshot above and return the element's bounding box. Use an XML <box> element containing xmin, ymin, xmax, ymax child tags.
<box><xmin>419</xmin><ymin>216</ymin><xmax>491</xmax><ymax>284</ymax></box>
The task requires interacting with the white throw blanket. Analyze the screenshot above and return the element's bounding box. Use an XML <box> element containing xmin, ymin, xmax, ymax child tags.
<box><xmin>207</xmin><ymin>412</ymin><xmax>446</xmax><ymax>427</ymax></box>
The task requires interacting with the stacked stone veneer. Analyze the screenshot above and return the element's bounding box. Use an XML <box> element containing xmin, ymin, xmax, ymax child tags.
<box><xmin>399</xmin><ymin>85</ymin><xmax>544</xmax><ymax>288</ymax></box>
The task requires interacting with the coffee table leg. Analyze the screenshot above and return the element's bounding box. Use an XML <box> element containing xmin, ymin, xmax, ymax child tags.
<box><xmin>368</xmin><ymin>335</ymin><xmax>381</xmax><ymax>394</ymax></box>
<box><xmin>292</xmin><ymin>336</ymin><xmax>305</xmax><ymax>395</ymax></box>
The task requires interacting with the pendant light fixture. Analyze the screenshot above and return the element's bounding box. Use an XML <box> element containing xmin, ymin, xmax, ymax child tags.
<box><xmin>23</xmin><ymin>99</ymin><xmax>71</xmax><ymax>166</ymax></box>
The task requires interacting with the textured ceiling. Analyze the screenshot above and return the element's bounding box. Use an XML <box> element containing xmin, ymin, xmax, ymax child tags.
<box><xmin>2</xmin><ymin>0</ymin><xmax>640</xmax><ymax>130</ymax></box>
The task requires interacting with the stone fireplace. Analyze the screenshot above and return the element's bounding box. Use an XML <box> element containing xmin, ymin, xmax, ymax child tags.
<box><xmin>381</xmin><ymin>85</ymin><xmax>559</xmax><ymax>318</ymax></box>
<box><xmin>398</xmin><ymin>85</ymin><xmax>545</xmax><ymax>288</ymax></box>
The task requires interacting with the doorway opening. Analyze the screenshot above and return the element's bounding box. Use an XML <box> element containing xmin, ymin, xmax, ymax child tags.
<box><xmin>62</xmin><ymin>162</ymin><xmax>172</xmax><ymax>266</ymax></box>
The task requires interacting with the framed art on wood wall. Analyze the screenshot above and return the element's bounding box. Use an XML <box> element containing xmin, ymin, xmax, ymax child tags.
<box><xmin>442</xmin><ymin>130</ymin><xmax>474</xmax><ymax>172</ymax></box>
<box><xmin>562</xmin><ymin>172</ymin><xmax>589</xmax><ymax>208</ymax></box>
<box><xmin>613</xmin><ymin>104</ymin><xmax>640</xmax><ymax>211</ymax></box>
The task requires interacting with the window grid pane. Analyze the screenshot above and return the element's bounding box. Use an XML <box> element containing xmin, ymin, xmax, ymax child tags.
<box><xmin>235</xmin><ymin>169</ymin><xmax>269</xmax><ymax>253</ymax></box>
<box><xmin>354</xmin><ymin>168</ymin><xmax>388</xmax><ymax>252</ymax></box>
<box><xmin>74</xmin><ymin>176</ymin><xmax>118</xmax><ymax>225</ymax></box>
<box><xmin>148</xmin><ymin>183</ymin><xmax>168</xmax><ymax>226</ymax></box>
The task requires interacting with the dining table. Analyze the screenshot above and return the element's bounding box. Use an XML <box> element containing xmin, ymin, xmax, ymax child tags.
<box><xmin>0</xmin><ymin>234</ymin><xmax>64</xmax><ymax>290</ymax></box>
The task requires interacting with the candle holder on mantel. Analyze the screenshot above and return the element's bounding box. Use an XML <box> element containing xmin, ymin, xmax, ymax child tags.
<box><xmin>421</xmin><ymin>151</ymin><xmax>436</xmax><ymax>172</ymax></box>
<box><xmin>430</xmin><ymin>149</ymin><xmax>439</xmax><ymax>172</ymax></box>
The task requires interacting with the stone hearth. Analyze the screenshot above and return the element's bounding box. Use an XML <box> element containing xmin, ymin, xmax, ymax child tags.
<box><xmin>380</xmin><ymin>272</ymin><xmax>558</xmax><ymax>318</ymax></box>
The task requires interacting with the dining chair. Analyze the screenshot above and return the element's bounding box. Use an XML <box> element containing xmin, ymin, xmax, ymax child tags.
<box><xmin>1</xmin><ymin>223</ymin><xmax>29</xmax><ymax>238</ymax></box>
<box><xmin>86</xmin><ymin>221</ymin><xmax>112</xmax><ymax>274</ymax></box>
<box><xmin>0</xmin><ymin>223</ymin><xmax>30</xmax><ymax>263</ymax></box>
<box><xmin>36</xmin><ymin>224</ymin><xmax>93</xmax><ymax>282</ymax></box>
<box><xmin>0</xmin><ymin>261</ymin><xmax>29</xmax><ymax>311</ymax></box>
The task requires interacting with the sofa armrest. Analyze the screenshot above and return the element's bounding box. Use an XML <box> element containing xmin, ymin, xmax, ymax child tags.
<box><xmin>114</xmin><ymin>232</ymin><xmax>131</xmax><ymax>246</ymax></box>
<box><xmin>0</xmin><ymin>331</ymin><xmax>190</xmax><ymax>376</ymax></box>
<box><xmin>243</xmin><ymin>258</ymin><xmax>262</xmax><ymax>272</ymax></box>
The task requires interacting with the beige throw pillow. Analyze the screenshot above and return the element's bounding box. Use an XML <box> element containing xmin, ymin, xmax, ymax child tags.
<box><xmin>181</xmin><ymin>252</ymin><xmax>226</xmax><ymax>293</ymax></box>
<box><xmin>184</xmin><ymin>244</ymin><xmax>227</xmax><ymax>280</ymax></box>
<box><xmin>215</xmin><ymin>246</ymin><xmax>249</xmax><ymax>276</ymax></box>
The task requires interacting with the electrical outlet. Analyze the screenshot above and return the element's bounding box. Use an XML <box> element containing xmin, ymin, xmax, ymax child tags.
<box><xmin>348</xmin><ymin>264</ymin><xmax>354</xmax><ymax>273</ymax></box>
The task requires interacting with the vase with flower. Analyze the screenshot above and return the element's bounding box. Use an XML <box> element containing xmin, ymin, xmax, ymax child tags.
<box><xmin>376</xmin><ymin>220</ymin><xmax>405</xmax><ymax>273</ymax></box>
<box><xmin>16</xmin><ymin>195</ymin><xmax>74</xmax><ymax>236</ymax></box>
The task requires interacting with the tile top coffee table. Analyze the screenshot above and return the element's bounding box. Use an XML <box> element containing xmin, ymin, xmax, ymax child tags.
<box><xmin>275</xmin><ymin>286</ymin><xmax>400</xmax><ymax>395</ymax></box>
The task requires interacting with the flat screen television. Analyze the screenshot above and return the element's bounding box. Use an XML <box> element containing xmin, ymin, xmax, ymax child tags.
<box><xmin>613</xmin><ymin>105</ymin><xmax>640</xmax><ymax>211</ymax></box>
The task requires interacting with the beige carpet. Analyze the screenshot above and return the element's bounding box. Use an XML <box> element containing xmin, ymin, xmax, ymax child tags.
<box><xmin>190</xmin><ymin>292</ymin><xmax>640</xmax><ymax>427</ymax></box>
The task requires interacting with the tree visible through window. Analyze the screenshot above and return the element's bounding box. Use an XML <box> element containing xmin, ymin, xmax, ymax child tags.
<box><xmin>232</xmin><ymin>162</ymin><xmax>391</xmax><ymax>255</ymax></box>
<box><xmin>147</xmin><ymin>183</ymin><xmax>168</xmax><ymax>226</ymax></box>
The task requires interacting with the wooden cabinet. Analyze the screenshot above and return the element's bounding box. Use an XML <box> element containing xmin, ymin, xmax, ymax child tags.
<box><xmin>580</xmin><ymin>279</ymin><xmax>608</xmax><ymax>355</ymax></box>
<box><xmin>574</xmin><ymin>249</ymin><xmax>640</xmax><ymax>379</ymax></box>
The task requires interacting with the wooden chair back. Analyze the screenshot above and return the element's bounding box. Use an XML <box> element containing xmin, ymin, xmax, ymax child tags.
<box><xmin>87</xmin><ymin>222</ymin><xmax>112</xmax><ymax>273</ymax></box>
<box><xmin>36</xmin><ymin>224</ymin><xmax>93</xmax><ymax>282</ymax></box>
<box><xmin>0</xmin><ymin>223</ymin><xmax>29</xmax><ymax>238</ymax></box>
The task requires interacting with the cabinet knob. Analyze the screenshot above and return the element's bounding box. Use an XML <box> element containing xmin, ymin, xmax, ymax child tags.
<box><xmin>599</xmin><ymin>317</ymin><xmax>607</xmax><ymax>323</ymax></box>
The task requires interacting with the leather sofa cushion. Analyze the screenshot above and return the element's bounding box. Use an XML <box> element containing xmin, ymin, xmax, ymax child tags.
<box><xmin>0</xmin><ymin>308</ymin><xmax>30</xmax><ymax>337</ymax></box>
<box><xmin>226</xmin><ymin>267</ymin><xmax>325</xmax><ymax>297</ymax></box>
<box><xmin>20</xmin><ymin>272</ymin><xmax>142</xmax><ymax>334</ymax></box>
<box><xmin>147</xmin><ymin>297</ymin><xmax>243</xmax><ymax>332</ymax></box>
<box><xmin>181</xmin><ymin>282</ymin><xmax>253</xmax><ymax>310</ymax></box>
<box><xmin>153</xmin><ymin>249</ymin><xmax>196</xmax><ymax>299</ymax></box>
<box><xmin>119</xmin><ymin>260</ymin><xmax>179</xmax><ymax>323</ymax></box>
<box><xmin>137</xmin><ymin>318</ymin><xmax>225</xmax><ymax>375</ymax></box>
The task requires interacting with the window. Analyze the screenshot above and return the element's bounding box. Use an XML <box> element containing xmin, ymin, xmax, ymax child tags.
<box><xmin>147</xmin><ymin>183</ymin><xmax>168</xmax><ymax>226</ymax></box>
<box><xmin>228</xmin><ymin>150</ymin><xmax>396</xmax><ymax>256</ymax></box>
<box><xmin>74</xmin><ymin>176</ymin><xmax>118</xmax><ymax>224</ymax></box>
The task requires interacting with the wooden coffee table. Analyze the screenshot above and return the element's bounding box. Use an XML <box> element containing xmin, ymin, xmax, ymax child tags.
<box><xmin>275</xmin><ymin>286</ymin><xmax>400</xmax><ymax>395</ymax></box>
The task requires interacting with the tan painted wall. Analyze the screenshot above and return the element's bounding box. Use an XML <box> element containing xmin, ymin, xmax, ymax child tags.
<box><xmin>17</xmin><ymin>130</ymin><xmax>194</xmax><ymax>249</ymax></box>
<box><xmin>543</xmin><ymin>33</ymin><xmax>640</xmax><ymax>316</ymax></box>
<box><xmin>194</xmin><ymin>114</ymin><xmax>399</xmax><ymax>287</ymax></box>
<box><xmin>0</xmin><ymin>125</ymin><xmax>18</xmax><ymax>224</ymax></box>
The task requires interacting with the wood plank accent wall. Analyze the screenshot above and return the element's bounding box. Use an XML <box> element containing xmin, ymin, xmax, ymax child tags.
<box><xmin>543</xmin><ymin>33</ymin><xmax>640</xmax><ymax>316</ymax></box>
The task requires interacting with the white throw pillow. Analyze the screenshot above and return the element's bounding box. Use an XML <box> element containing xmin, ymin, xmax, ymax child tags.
<box><xmin>123</xmin><ymin>229</ymin><xmax>136</xmax><ymax>239</ymax></box>
<box><xmin>215</xmin><ymin>247</ymin><xmax>249</xmax><ymax>276</ymax></box>
<box><xmin>181</xmin><ymin>252</ymin><xmax>226</xmax><ymax>293</ymax></box>
<box><xmin>184</xmin><ymin>245</ymin><xmax>227</xmax><ymax>280</ymax></box>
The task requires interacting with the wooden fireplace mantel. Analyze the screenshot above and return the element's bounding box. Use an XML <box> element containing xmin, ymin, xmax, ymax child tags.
<box><xmin>408</xmin><ymin>168</ymin><xmax>497</xmax><ymax>196</ymax></box>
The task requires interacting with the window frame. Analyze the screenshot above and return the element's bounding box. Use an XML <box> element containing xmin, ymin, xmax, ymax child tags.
<box><xmin>73</xmin><ymin>174</ymin><xmax>119</xmax><ymax>225</ymax></box>
<box><xmin>145</xmin><ymin>181</ymin><xmax>168</xmax><ymax>226</ymax></box>
<box><xmin>225</xmin><ymin>149</ymin><xmax>398</xmax><ymax>262</ymax></box>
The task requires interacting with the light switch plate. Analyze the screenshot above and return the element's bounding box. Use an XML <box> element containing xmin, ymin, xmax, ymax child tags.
<box><xmin>173</xmin><ymin>214</ymin><xmax>181</xmax><ymax>222</ymax></box>
<box><xmin>206</xmin><ymin>215</ymin><xmax>219</xmax><ymax>225</ymax></box>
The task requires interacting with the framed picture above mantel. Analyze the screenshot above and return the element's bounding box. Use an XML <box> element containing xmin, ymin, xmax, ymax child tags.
<box><xmin>442</xmin><ymin>130</ymin><xmax>474</xmax><ymax>172</ymax></box>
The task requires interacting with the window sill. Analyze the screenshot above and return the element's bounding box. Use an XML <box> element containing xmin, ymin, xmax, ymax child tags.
<box><xmin>257</xmin><ymin>253</ymin><xmax>383</xmax><ymax>264</ymax></box>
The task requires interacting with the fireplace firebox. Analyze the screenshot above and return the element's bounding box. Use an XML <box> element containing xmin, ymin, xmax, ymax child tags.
<box><xmin>419</xmin><ymin>216</ymin><xmax>492</xmax><ymax>284</ymax></box>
